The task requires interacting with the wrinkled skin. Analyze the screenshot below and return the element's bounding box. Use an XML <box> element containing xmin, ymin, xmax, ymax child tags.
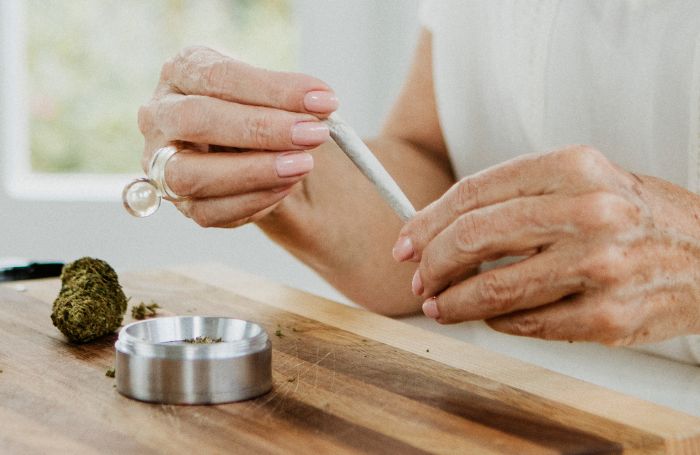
<box><xmin>141</xmin><ymin>37</ymin><xmax>700</xmax><ymax>345</ymax></box>
<box><xmin>137</xmin><ymin>37</ymin><xmax>452</xmax><ymax>316</ymax></box>
<box><xmin>396</xmin><ymin>146</ymin><xmax>700</xmax><ymax>345</ymax></box>
<box><xmin>137</xmin><ymin>46</ymin><xmax>336</xmax><ymax>229</ymax></box>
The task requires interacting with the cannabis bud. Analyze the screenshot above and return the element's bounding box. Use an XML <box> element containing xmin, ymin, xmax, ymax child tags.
<box><xmin>51</xmin><ymin>257</ymin><xmax>128</xmax><ymax>343</ymax></box>
<box><xmin>131</xmin><ymin>301</ymin><xmax>160</xmax><ymax>320</ymax></box>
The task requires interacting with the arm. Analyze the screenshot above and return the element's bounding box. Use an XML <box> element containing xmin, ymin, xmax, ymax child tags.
<box><xmin>138</xmin><ymin>30</ymin><xmax>453</xmax><ymax>316</ymax></box>
<box><xmin>258</xmin><ymin>30</ymin><xmax>455</xmax><ymax>315</ymax></box>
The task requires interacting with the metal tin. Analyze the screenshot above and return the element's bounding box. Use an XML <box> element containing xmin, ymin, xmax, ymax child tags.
<box><xmin>115</xmin><ymin>316</ymin><xmax>272</xmax><ymax>404</ymax></box>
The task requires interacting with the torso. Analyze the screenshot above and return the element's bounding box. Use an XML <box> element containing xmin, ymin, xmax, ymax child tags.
<box><xmin>426</xmin><ymin>0</ymin><xmax>700</xmax><ymax>190</ymax></box>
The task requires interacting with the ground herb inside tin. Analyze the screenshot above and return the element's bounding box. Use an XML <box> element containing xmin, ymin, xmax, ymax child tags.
<box><xmin>50</xmin><ymin>257</ymin><xmax>128</xmax><ymax>343</ymax></box>
<box><xmin>131</xmin><ymin>301</ymin><xmax>160</xmax><ymax>320</ymax></box>
<box><xmin>184</xmin><ymin>336</ymin><xmax>222</xmax><ymax>344</ymax></box>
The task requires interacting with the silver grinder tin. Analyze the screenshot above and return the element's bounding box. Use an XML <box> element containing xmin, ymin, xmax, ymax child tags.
<box><xmin>115</xmin><ymin>316</ymin><xmax>272</xmax><ymax>404</ymax></box>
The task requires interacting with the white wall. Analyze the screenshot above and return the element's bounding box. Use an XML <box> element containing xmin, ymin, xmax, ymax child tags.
<box><xmin>0</xmin><ymin>1</ymin><xmax>421</xmax><ymax>301</ymax></box>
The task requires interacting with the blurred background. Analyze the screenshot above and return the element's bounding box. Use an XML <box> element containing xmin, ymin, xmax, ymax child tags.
<box><xmin>0</xmin><ymin>0</ymin><xmax>421</xmax><ymax>301</ymax></box>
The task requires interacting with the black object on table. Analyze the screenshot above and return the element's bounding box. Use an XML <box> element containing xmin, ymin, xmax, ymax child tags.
<box><xmin>0</xmin><ymin>262</ymin><xmax>64</xmax><ymax>282</ymax></box>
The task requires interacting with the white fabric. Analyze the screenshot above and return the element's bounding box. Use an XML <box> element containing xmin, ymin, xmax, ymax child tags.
<box><xmin>420</xmin><ymin>0</ymin><xmax>700</xmax><ymax>364</ymax></box>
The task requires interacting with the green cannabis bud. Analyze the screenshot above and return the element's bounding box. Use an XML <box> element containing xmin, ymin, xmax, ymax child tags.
<box><xmin>131</xmin><ymin>301</ymin><xmax>160</xmax><ymax>320</ymax></box>
<box><xmin>50</xmin><ymin>257</ymin><xmax>128</xmax><ymax>343</ymax></box>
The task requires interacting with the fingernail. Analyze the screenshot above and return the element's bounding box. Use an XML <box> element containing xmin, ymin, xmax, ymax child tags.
<box><xmin>412</xmin><ymin>269</ymin><xmax>424</xmax><ymax>296</ymax></box>
<box><xmin>292</xmin><ymin>121</ymin><xmax>329</xmax><ymax>146</ymax></box>
<box><xmin>276</xmin><ymin>152</ymin><xmax>314</xmax><ymax>177</ymax></box>
<box><xmin>423</xmin><ymin>297</ymin><xmax>440</xmax><ymax>319</ymax></box>
<box><xmin>392</xmin><ymin>236</ymin><xmax>414</xmax><ymax>261</ymax></box>
<box><xmin>304</xmin><ymin>91</ymin><xmax>339</xmax><ymax>113</ymax></box>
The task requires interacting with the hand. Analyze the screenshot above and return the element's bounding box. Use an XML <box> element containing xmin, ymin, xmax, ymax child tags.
<box><xmin>392</xmin><ymin>146</ymin><xmax>700</xmax><ymax>345</ymax></box>
<box><xmin>137</xmin><ymin>46</ymin><xmax>338</xmax><ymax>228</ymax></box>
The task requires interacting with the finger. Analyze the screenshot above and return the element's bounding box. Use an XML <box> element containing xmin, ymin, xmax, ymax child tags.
<box><xmin>415</xmin><ymin>192</ymin><xmax>640</xmax><ymax>297</ymax></box>
<box><xmin>174</xmin><ymin>187</ymin><xmax>292</xmax><ymax>228</ymax></box>
<box><xmin>485</xmin><ymin>293</ymin><xmax>640</xmax><ymax>345</ymax></box>
<box><xmin>485</xmin><ymin>236</ymin><xmax>700</xmax><ymax>344</ymax></box>
<box><xmin>416</xmin><ymin>195</ymin><xmax>565</xmax><ymax>297</ymax></box>
<box><xmin>162</xmin><ymin>46</ymin><xmax>339</xmax><ymax>115</ymax></box>
<box><xmin>394</xmin><ymin>146</ymin><xmax>625</xmax><ymax>261</ymax></box>
<box><xmin>154</xmin><ymin>94</ymin><xmax>329</xmax><ymax>150</ymax></box>
<box><xmin>165</xmin><ymin>149</ymin><xmax>313</xmax><ymax>198</ymax></box>
<box><xmin>215</xmin><ymin>183</ymin><xmax>300</xmax><ymax>229</ymax></box>
<box><xmin>421</xmin><ymin>250</ymin><xmax>586</xmax><ymax>324</ymax></box>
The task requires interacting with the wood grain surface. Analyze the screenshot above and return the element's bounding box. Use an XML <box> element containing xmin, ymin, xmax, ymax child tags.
<box><xmin>0</xmin><ymin>264</ymin><xmax>698</xmax><ymax>454</ymax></box>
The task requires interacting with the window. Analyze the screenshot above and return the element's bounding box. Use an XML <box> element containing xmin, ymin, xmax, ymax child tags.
<box><xmin>1</xmin><ymin>0</ymin><xmax>296</xmax><ymax>199</ymax></box>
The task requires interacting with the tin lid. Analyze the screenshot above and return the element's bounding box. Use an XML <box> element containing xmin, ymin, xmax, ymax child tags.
<box><xmin>116</xmin><ymin>316</ymin><xmax>269</xmax><ymax>360</ymax></box>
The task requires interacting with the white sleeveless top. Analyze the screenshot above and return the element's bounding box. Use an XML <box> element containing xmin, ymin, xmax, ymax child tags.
<box><xmin>421</xmin><ymin>0</ymin><xmax>700</xmax><ymax>364</ymax></box>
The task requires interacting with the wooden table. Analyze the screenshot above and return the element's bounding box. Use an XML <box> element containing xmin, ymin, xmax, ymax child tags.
<box><xmin>1</xmin><ymin>264</ymin><xmax>699</xmax><ymax>454</ymax></box>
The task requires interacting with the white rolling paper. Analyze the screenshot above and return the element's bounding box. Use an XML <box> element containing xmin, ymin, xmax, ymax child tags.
<box><xmin>325</xmin><ymin>113</ymin><xmax>416</xmax><ymax>222</ymax></box>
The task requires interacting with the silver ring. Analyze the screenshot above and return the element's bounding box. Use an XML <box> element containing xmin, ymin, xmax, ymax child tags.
<box><xmin>148</xmin><ymin>145</ymin><xmax>184</xmax><ymax>201</ymax></box>
<box><xmin>122</xmin><ymin>145</ymin><xmax>186</xmax><ymax>217</ymax></box>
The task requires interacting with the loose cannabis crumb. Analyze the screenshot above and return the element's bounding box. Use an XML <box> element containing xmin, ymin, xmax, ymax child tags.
<box><xmin>51</xmin><ymin>257</ymin><xmax>128</xmax><ymax>343</ymax></box>
<box><xmin>287</xmin><ymin>377</ymin><xmax>295</xmax><ymax>383</ymax></box>
<box><xmin>105</xmin><ymin>367</ymin><xmax>115</xmax><ymax>378</ymax></box>
<box><xmin>292</xmin><ymin>327</ymin><xmax>299</xmax><ymax>332</ymax></box>
<box><xmin>426</xmin><ymin>349</ymin><xmax>430</xmax><ymax>353</ymax></box>
<box><xmin>275</xmin><ymin>329</ymin><xmax>284</xmax><ymax>337</ymax></box>
<box><xmin>131</xmin><ymin>301</ymin><xmax>160</xmax><ymax>320</ymax></box>
<box><xmin>184</xmin><ymin>336</ymin><xmax>222</xmax><ymax>344</ymax></box>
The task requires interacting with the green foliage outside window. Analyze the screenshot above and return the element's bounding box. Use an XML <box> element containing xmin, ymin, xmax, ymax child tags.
<box><xmin>27</xmin><ymin>0</ymin><xmax>296</xmax><ymax>173</ymax></box>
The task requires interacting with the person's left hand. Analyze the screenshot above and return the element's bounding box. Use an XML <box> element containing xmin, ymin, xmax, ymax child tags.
<box><xmin>392</xmin><ymin>145</ymin><xmax>700</xmax><ymax>345</ymax></box>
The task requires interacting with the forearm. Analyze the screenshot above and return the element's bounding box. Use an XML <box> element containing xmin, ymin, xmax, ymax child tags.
<box><xmin>257</xmin><ymin>136</ymin><xmax>454</xmax><ymax>315</ymax></box>
<box><xmin>257</xmin><ymin>28</ymin><xmax>450</xmax><ymax>315</ymax></box>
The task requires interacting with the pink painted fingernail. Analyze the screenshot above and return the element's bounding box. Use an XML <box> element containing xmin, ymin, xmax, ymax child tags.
<box><xmin>276</xmin><ymin>152</ymin><xmax>314</xmax><ymax>177</ymax></box>
<box><xmin>412</xmin><ymin>269</ymin><xmax>424</xmax><ymax>296</ymax></box>
<box><xmin>423</xmin><ymin>297</ymin><xmax>440</xmax><ymax>319</ymax></box>
<box><xmin>304</xmin><ymin>91</ymin><xmax>339</xmax><ymax>113</ymax></box>
<box><xmin>392</xmin><ymin>236</ymin><xmax>414</xmax><ymax>261</ymax></box>
<box><xmin>291</xmin><ymin>122</ymin><xmax>329</xmax><ymax>146</ymax></box>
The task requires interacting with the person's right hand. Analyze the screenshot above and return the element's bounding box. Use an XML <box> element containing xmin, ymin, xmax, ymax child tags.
<box><xmin>137</xmin><ymin>46</ymin><xmax>338</xmax><ymax>228</ymax></box>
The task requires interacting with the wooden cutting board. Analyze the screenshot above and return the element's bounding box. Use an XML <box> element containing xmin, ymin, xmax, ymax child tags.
<box><xmin>0</xmin><ymin>264</ymin><xmax>699</xmax><ymax>454</ymax></box>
